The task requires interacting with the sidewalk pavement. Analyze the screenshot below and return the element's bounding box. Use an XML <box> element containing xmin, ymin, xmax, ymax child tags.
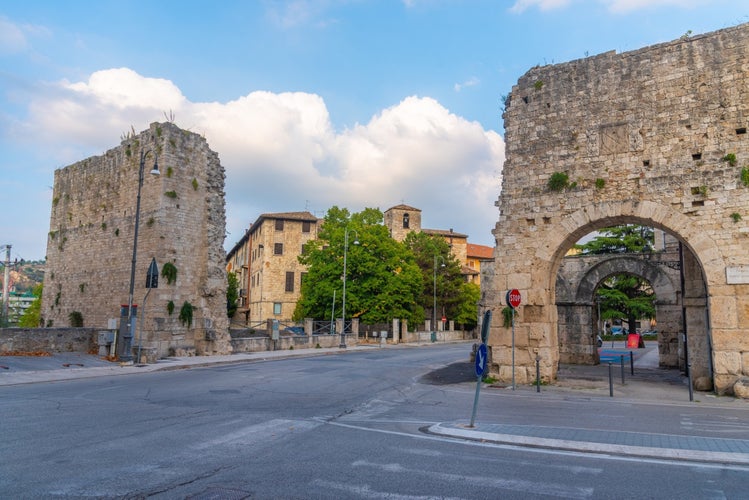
<box><xmin>0</xmin><ymin>345</ymin><xmax>374</xmax><ymax>386</ymax></box>
<box><xmin>3</xmin><ymin>342</ymin><xmax>749</xmax><ymax>466</ymax></box>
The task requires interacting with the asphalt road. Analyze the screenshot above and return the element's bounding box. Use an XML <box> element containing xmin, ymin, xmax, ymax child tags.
<box><xmin>1</xmin><ymin>343</ymin><xmax>748</xmax><ymax>498</ymax></box>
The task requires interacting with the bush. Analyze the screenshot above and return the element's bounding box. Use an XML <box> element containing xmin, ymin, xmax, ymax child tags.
<box><xmin>548</xmin><ymin>172</ymin><xmax>569</xmax><ymax>191</ymax></box>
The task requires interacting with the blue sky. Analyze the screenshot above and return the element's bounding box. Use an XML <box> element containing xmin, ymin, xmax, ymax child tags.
<box><xmin>1</xmin><ymin>0</ymin><xmax>746</xmax><ymax>261</ymax></box>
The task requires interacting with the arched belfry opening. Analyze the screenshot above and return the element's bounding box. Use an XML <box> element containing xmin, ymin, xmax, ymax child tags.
<box><xmin>490</xmin><ymin>24</ymin><xmax>749</xmax><ymax>395</ymax></box>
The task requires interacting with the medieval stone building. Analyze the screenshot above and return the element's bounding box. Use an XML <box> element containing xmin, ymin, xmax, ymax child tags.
<box><xmin>491</xmin><ymin>23</ymin><xmax>749</xmax><ymax>395</ymax></box>
<box><xmin>42</xmin><ymin>122</ymin><xmax>231</xmax><ymax>358</ymax></box>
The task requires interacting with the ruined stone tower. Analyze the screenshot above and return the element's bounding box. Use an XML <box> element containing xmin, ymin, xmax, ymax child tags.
<box><xmin>42</xmin><ymin>122</ymin><xmax>231</xmax><ymax>357</ymax></box>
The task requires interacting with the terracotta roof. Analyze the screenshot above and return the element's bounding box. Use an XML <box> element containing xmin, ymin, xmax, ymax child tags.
<box><xmin>258</xmin><ymin>211</ymin><xmax>319</xmax><ymax>222</ymax></box>
<box><xmin>466</xmin><ymin>243</ymin><xmax>494</xmax><ymax>260</ymax></box>
<box><xmin>248</xmin><ymin>211</ymin><xmax>319</xmax><ymax>234</ymax></box>
<box><xmin>422</xmin><ymin>228</ymin><xmax>468</xmax><ymax>239</ymax></box>
<box><xmin>386</xmin><ymin>204</ymin><xmax>421</xmax><ymax>212</ymax></box>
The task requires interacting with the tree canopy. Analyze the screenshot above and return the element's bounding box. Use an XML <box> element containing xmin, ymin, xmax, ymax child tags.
<box><xmin>18</xmin><ymin>283</ymin><xmax>42</xmax><ymax>327</ymax></box>
<box><xmin>226</xmin><ymin>271</ymin><xmax>239</xmax><ymax>319</ymax></box>
<box><xmin>293</xmin><ymin>207</ymin><xmax>424</xmax><ymax>325</ymax></box>
<box><xmin>574</xmin><ymin>225</ymin><xmax>654</xmax><ymax>255</ymax></box>
<box><xmin>403</xmin><ymin>231</ymin><xmax>480</xmax><ymax>329</ymax></box>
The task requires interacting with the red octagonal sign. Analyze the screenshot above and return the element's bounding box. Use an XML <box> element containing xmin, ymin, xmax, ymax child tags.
<box><xmin>507</xmin><ymin>289</ymin><xmax>522</xmax><ymax>308</ymax></box>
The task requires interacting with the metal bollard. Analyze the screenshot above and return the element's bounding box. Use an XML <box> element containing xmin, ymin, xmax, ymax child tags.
<box><xmin>535</xmin><ymin>355</ymin><xmax>541</xmax><ymax>393</ymax></box>
<box><xmin>630</xmin><ymin>351</ymin><xmax>634</xmax><ymax>375</ymax></box>
<box><xmin>620</xmin><ymin>355</ymin><xmax>625</xmax><ymax>384</ymax></box>
<box><xmin>608</xmin><ymin>362</ymin><xmax>613</xmax><ymax>397</ymax></box>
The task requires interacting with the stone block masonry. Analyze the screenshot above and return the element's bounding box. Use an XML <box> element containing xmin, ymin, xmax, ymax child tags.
<box><xmin>42</xmin><ymin>122</ymin><xmax>231</xmax><ymax>357</ymax></box>
<box><xmin>492</xmin><ymin>23</ymin><xmax>749</xmax><ymax>395</ymax></box>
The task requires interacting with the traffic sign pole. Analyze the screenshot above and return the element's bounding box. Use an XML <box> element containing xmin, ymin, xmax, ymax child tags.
<box><xmin>506</xmin><ymin>289</ymin><xmax>521</xmax><ymax>391</ymax></box>
<box><xmin>469</xmin><ymin>310</ymin><xmax>491</xmax><ymax>428</ymax></box>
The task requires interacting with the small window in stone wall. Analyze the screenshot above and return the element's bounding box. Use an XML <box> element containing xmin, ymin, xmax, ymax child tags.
<box><xmin>403</xmin><ymin>213</ymin><xmax>410</xmax><ymax>229</ymax></box>
<box><xmin>285</xmin><ymin>271</ymin><xmax>294</xmax><ymax>292</ymax></box>
<box><xmin>274</xmin><ymin>243</ymin><xmax>283</xmax><ymax>255</ymax></box>
<box><xmin>275</xmin><ymin>219</ymin><xmax>284</xmax><ymax>231</ymax></box>
<box><xmin>273</xmin><ymin>303</ymin><xmax>282</xmax><ymax>315</ymax></box>
<box><xmin>302</xmin><ymin>221</ymin><xmax>311</xmax><ymax>233</ymax></box>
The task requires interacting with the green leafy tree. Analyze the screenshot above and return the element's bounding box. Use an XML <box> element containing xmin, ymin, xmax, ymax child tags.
<box><xmin>294</xmin><ymin>207</ymin><xmax>423</xmax><ymax>325</ymax></box>
<box><xmin>574</xmin><ymin>225</ymin><xmax>654</xmax><ymax>255</ymax></box>
<box><xmin>577</xmin><ymin>225</ymin><xmax>656</xmax><ymax>333</ymax></box>
<box><xmin>404</xmin><ymin>231</ymin><xmax>479</xmax><ymax>329</ymax></box>
<box><xmin>18</xmin><ymin>283</ymin><xmax>43</xmax><ymax>327</ymax></box>
<box><xmin>226</xmin><ymin>271</ymin><xmax>239</xmax><ymax>318</ymax></box>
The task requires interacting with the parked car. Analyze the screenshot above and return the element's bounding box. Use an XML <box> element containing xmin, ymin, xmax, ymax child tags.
<box><xmin>610</xmin><ymin>325</ymin><xmax>625</xmax><ymax>335</ymax></box>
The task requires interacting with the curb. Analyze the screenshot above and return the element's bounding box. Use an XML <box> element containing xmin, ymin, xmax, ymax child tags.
<box><xmin>427</xmin><ymin>423</ymin><xmax>749</xmax><ymax>466</ymax></box>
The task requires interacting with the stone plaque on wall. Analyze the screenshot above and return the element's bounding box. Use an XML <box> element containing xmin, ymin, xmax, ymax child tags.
<box><xmin>726</xmin><ymin>266</ymin><xmax>749</xmax><ymax>284</ymax></box>
<box><xmin>599</xmin><ymin>123</ymin><xmax>629</xmax><ymax>155</ymax></box>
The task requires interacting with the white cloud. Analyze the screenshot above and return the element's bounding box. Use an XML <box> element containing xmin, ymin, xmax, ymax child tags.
<box><xmin>454</xmin><ymin>77</ymin><xmax>480</xmax><ymax>92</ymax></box>
<box><xmin>511</xmin><ymin>0</ymin><xmax>708</xmax><ymax>13</ymax></box>
<box><xmin>16</xmin><ymin>68</ymin><xmax>504</xmax><ymax>247</ymax></box>
<box><xmin>603</xmin><ymin>0</ymin><xmax>706</xmax><ymax>13</ymax></box>
<box><xmin>509</xmin><ymin>0</ymin><xmax>572</xmax><ymax>14</ymax></box>
<box><xmin>0</xmin><ymin>17</ymin><xmax>29</xmax><ymax>54</ymax></box>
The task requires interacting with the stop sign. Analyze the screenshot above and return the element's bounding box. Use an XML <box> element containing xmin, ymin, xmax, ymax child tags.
<box><xmin>507</xmin><ymin>289</ymin><xmax>521</xmax><ymax>308</ymax></box>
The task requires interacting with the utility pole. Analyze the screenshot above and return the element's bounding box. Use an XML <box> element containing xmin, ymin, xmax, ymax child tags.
<box><xmin>2</xmin><ymin>244</ymin><xmax>10</xmax><ymax>324</ymax></box>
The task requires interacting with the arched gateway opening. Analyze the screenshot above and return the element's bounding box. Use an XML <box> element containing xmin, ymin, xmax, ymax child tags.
<box><xmin>489</xmin><ymin>24</ymin><xmax>749</xmax><ymax>395</ymax></box>
<box><xmin>555</xmin><ymin>226</ymin><xmax>708</xmax><ymax>387</ymax></box>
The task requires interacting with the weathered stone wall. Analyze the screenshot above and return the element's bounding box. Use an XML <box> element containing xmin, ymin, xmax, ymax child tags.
<box><xmin>0</xmin><ymin>327</ymin><xmax>96</xmax><ymax>353</ymax></box>
<box><xmin>42</xmin><ymin>123</ymin><xmax>231</xmax><ymax>358</ymax></box>
<box><xmin>493</xmin><ymin>23</ymin><xmax>749</xmax><ymax>393</ymax></box>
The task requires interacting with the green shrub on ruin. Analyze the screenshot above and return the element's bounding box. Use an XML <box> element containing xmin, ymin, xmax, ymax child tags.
<box><xmin>548</xmin><ymin>172</ymin><xmax>569</xmax><ymax>191</ymax></box>
<box><xmin>179</xmin><ymin>301</ymin><xmax>194</xmax><ymax>328</ymax></box>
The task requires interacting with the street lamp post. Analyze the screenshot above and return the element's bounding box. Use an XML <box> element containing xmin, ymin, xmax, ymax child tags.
<box><xmin>340</xmin><ymin>228</ymin><xmax>359</xmax><ymax>348</ymax></box>
<box><xmin>433</xmin><ymin>255</ymin><xmax>446</xmax><ymax>338</ymax></box>
<box><xmin>121</xmin><ymin>148</ymin><xmax>160</xmax><ymax>362</ymax></box>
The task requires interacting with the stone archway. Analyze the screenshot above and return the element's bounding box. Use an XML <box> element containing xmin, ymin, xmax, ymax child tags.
<box><xmin>556</xmin><ymin>250</ymin><xmax>683</xmax><ymax>368</ymax></box>
<box><xmin>489</xmin><ymin>24</ymin><xmax>749</xmax><ymax>394</ymax></box>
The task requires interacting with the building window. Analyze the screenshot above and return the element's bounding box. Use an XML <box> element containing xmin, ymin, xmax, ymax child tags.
<box><xmin>275</xmin><ymin>219</ymin><xmax>284</xmax><ymax>231</ymax></box>
<box><xmin>285</xmin><ymin>271</ymin><xmax>294</xmax><ymax>292</ymax></box>
<box><xmin>274</xmin><ymin>243</ymin><xmax>283</xmax><ymax>255</ymax></box>
<box><xmin>273</xmin><ymin>302</ymin><xmax>282</xmax><ymax>315</ymax></box>
<box><xmin>403</xmin><ymin>213</ymin><xmax>410</xmax><ymax>229</ymax></box>
<box><xmin>302</xmin><ymin>221</ymin><xmax>311</xmax><ymax>233</ymax></box>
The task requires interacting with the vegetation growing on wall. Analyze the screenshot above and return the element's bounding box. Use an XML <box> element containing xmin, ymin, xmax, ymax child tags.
<box><xmin>161</xmin><ymin>262</ymin><xmax>178</xmax><ymax>285</ymax></box>
<box><xmin>179</xmin><ymin>301</ymin><xmax>194</xmax><ymax>327</ymax></box>
<box><xmin>501</xmin><ymin>306</ymin><xmax>514</xmax><ymax>328</ymax></box>
<box><xmin>68</xmin><ymin>311</ymin><xmax>84</xmax><ymax>327</ymax></box>
<box><xmin>167</xmin><ymin>300</ymin><xmax>175</xmax><ymax>315</ymax></box>
<box><xmin>548</xmin><ymin>172</ymin><xmax>569</xmax><ymax>191</ymax></box>
<box><xmin>741</xmin><ymin>167</ymin><xmax>749</xmax><ymax>187</ymax></box>
<box><xmin>722</xmin><ymin>153</ymin><xmax>737</xmax><ymax>166</ymax></box>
